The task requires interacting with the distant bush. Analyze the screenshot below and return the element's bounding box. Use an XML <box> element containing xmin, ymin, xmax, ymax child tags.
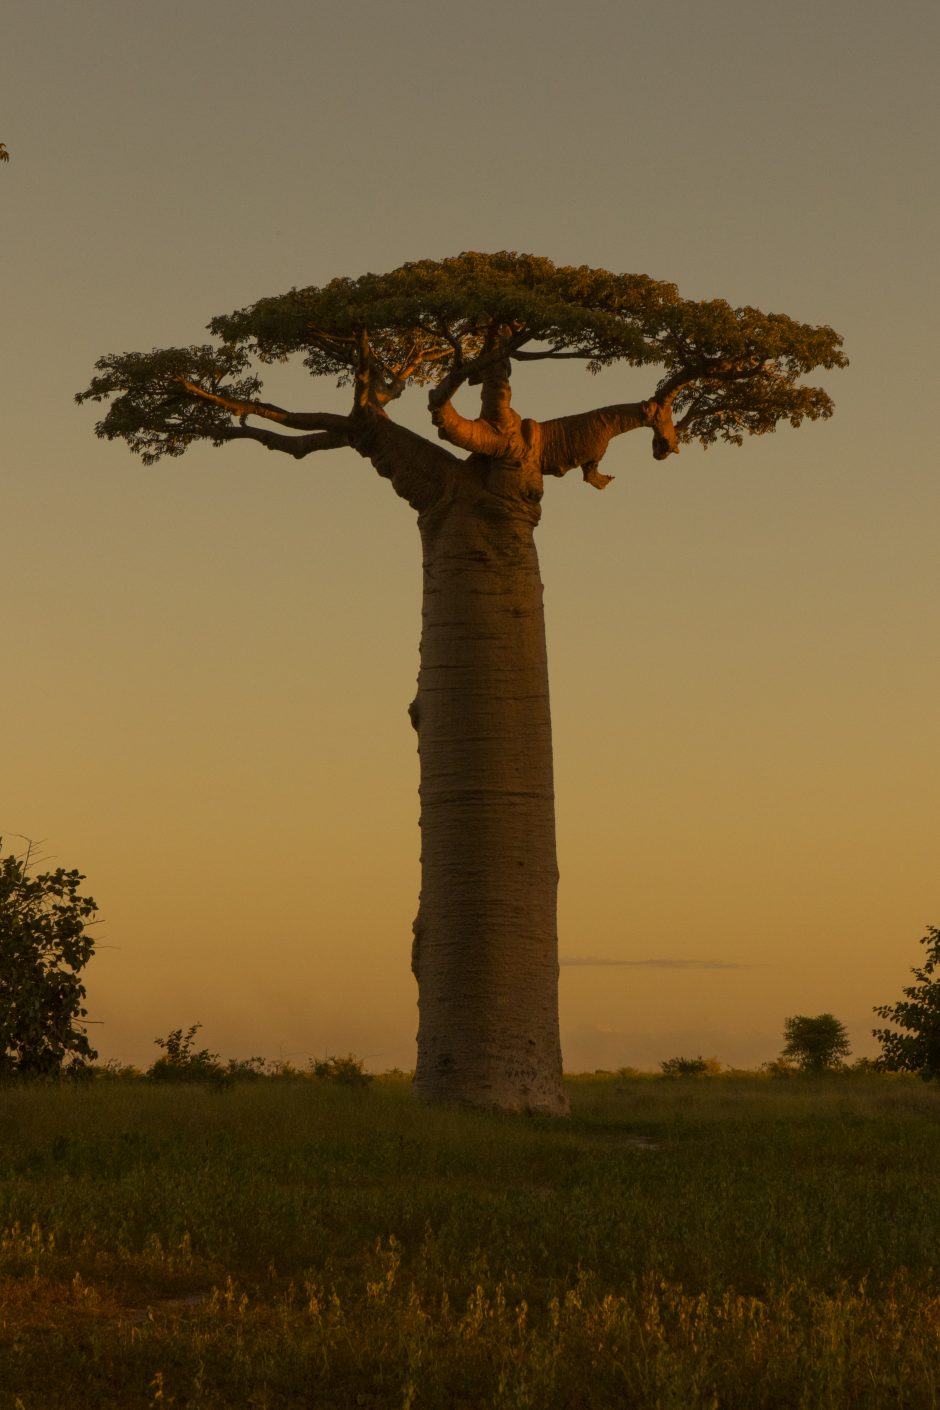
<box><xmin>660</xmin><ymin>1055</ymin><xmax>720</xmax><ymax>1078</ymax></box>
<box><xmin>310</xmin><ymin>1054</ymin><xmax>372</xmax><ymax>1088</ymax></box>
<box><xmin>148</xmin><ymin>1025</ymin><xmax>227</xmax><ymax>1084</ymax></box>
<box><xmin>760</xmin><ymin>1058</ymin><xmax>797</xmax><ymax>1079</ymax></box>
<box><xmin>92</xmin><ymin>1059</ymin><xmax>144</xmax><ymax>1080</ymax></box>
<box><xmin>224</xmin><ymin>1055</ymin><xmax>269</xmax><ymax>1082</ymax></box>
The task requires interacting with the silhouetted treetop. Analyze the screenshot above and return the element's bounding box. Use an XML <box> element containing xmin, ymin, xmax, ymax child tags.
<box><xmin>78</xmin><ymin>251</ymin><xmax>846</xmax><ymax>469</ymax></box>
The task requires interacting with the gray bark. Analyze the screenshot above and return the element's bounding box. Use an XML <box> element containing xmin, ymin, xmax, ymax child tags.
<box><xmin>409</xmin><ymin>456</ymin><xmax>568</xmax><ymax>1114</ymax></box>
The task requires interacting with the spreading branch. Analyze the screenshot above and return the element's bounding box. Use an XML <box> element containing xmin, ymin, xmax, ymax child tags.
<box><xmin>175</xmin><ymin>377</ymin><xmax>351</xmax><ymax>433</ymax></box>
<box><xmin>79</xmin><ymin>254</ymin><xmax>846</xmax><ymax>496</ymax></box>
<box><xmin>221</xmin><ymin>424</ymin><xmax>349</xmax><ymax>458</ymax></box>
<box><xmin>535</xmin><ymin>402</ymin><xmax>668</xmax><ymax>490</ymax></box>
<box><xmin>427</xmin><ymin>326</ymin><xmax>531</xmax><ymax>456</ymax></box>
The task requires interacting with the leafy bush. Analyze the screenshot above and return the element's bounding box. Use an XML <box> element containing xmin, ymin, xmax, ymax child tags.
<box><xmin>660</xmin><ymin>1055</ymin><xmax>712</xmax><ymax>1077</ymax></box>
<box><xmin>310</xmin><ymin>1054</ymin><xmax>372</xmax><ymax>1087</ymax></box>
<box><xmin>224</xmin><ymin>1055</ymin><xmax>269</xmax><ymax>1081</ymax></box>
<box><xmin>92</xmin><ymin>1060</ymin><xmax>144</xmax><ymax>1080</ymax></box>
<box><xmin>761</xmin><ymin>1058</ymin><xmax>797</xmax><ymax>1079</ymax></box>
<box><xmin>873</xmin><ymin>926</ymin><xmax>940</xmax><ymax>1082</ymax></box>
<box><xmin>148</xmin><ymin>1025</ymin><xmax>227</xmax><ymax>1084</ymax></box>
<box><xmin>0</xmin><ymin>839</ymin><xmax>99</xmax><ymax>1077</ymax></box>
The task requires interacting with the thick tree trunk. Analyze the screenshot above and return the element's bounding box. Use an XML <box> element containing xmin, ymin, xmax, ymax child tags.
<box><xmin>410</xmin><ymin>459</ymin><xmax>568</xmax><ymax>1114</ymax></box>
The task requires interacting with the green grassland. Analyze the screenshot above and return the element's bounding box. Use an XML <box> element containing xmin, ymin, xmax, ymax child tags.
<box><xmin>1</xmin><ymin>1073</ymin><xmax>939</xmax><ymax>1408</ymax></box>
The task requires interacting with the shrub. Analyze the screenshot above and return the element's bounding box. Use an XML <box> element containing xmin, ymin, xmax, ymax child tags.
<box><xmin>148</xmin><ymin>1025</ymin><xmax>227</xmax><ymax>1084</ymax></box>
<box><xmin>873</xmin><ymin>925</ymin><xmax>940</xmax><ymax>1082</ymax></box>
<box><xmin>310</xmin><ymin>1054</ymin><xmax>372</xmax><ymax>1087</ymax></box>
<box><xmin>660</xmin><ymin>1055</ymin><xmax>710</xmax><ymax>1078</ymax></box>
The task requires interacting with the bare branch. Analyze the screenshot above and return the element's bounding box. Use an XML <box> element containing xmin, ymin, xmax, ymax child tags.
<box><xmin>536</xmin><ymin>402</ymin><xmax>656</xmax><ymax>486</ymax></box>
<box><xmin>436</xmin><ymin>319</ymin><xmax>465</xmax><ymax>366</ymax></box>
<box><xmin>430</xmin><ymin>398</ymin><xmax>507</xmax><ymax>457</ymax></box>
<box><xmin>512</xmin><ymin>348</ymin><xmax>589</xmax><ymax>362</ymax></box>
<box><xmin>426</xmin><ymin>328</ymin><xmax>532</xmax><ymax>455</ymax></box>
<box><xmin>175</xmin><ymin>377</ymin><xmax>351</xmax><ymax>433</ymax></box>
<box><xmin>221</xmin><ymin>424</ymin><xmax>349</xmax><ymax>457</ymax></box>
<box><xmin>349</xmin><ymin>411</ymin><xmax>459</xmax><ymax>514</ymax></box>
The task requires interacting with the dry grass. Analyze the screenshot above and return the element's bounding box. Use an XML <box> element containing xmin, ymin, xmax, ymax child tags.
<box><xmin>1</xmin><ymin>1072</ymin><xmax>939</xmax><ymax>1408</ymax></box>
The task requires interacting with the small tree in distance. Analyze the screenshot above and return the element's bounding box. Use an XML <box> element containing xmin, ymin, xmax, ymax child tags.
<box><xmin>0</xmin><ymin>839</ymin><xmax>99</xmax><ymax>1076</ymax></box>
<box><xmin>873</xmin><ymin>926</ymin><xmax>940</xmax><ymax>1083</ymax></box>
<box><xmin>780</xmin><ymin>1014</ymin><xmax>851</xmax><ymax>1073</ymax></box>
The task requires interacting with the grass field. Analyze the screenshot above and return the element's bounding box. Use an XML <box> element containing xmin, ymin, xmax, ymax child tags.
<box><xmin>1</xmin><ymin>1073</ymin><xmax>939</xmax><ymax>1408</ymax></box>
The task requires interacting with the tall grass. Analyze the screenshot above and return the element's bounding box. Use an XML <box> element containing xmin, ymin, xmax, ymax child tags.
<box><xmin>1</xmin><ymin>1074</ymin><xmax>938</xmax><ymax>1408</ymax></box>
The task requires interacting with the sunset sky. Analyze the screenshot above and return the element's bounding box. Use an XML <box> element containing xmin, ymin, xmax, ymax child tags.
<box><xmin>2</xmin><ymin>0</ymin><xmax>937</xmax><ymax>1073</ymax></box>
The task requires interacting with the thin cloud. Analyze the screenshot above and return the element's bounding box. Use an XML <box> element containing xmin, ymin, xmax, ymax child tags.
<box><xmin>560</xmin><ymin>956</ymin><xmax>761</xmax><ymax>970</ymax></box>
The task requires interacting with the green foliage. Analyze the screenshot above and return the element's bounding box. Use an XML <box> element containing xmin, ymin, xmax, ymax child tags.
<box><xmin>0</xmin><ymin>839</ymin><xmax>98</xmax><ymax>1077</ymax></box>
<box><xmin>873</xmin><ymin>926</ymin><xmax>940</xmax><ymax>1082</ymax></box>
<box><xmin>781</xmin><ymin>1013</ymin><xmax>851</xmax><ymax>1072</ymax></box>
<box><xmin>77</xmin><ymin>251</ymin><xmax>846</xmax><ymax>462</ymax></box>
<box><xmin>659</xmin><ymin>1054</ymin><xmax>714</xmax><ymax>1077</ymax></box>
<box><xmin>310</xmin><ymin>1053</ymin><xmax>373</xmax><ymax>1087</ymax></box>
<box><xmin>145</xmin><ymin>1033</ymin><xmax>375</xmax><ymax>1086</ymax></box>
<box><xmin>76</xmin><ymin>344</ymin><xmax>261</xmax><ymax>465</ymax></box>
<box><xmin>148</xmin><ymin>1024</ymin><xmax>227</xmax><ymax>1084</ymax></box>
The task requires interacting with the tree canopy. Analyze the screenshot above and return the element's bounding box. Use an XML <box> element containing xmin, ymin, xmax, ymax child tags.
<box><xmin>873</xmin><ymin>926</ymin><xmax>940</xmax><ymax>1082</ymax></box>
<box><xmin>780</xmin><ymin>1014</ymin><xmax>851</xmax><ymax>1072</ymax></box>
<box><xmin>77</xmin><ymin>252</ymin><xmax>847</xmax><ymax>476</ymax></box>
<box><xmin>0</xmin><ymin>841</ymin><xmax>99</xmax><ymax>1077</ymax></box>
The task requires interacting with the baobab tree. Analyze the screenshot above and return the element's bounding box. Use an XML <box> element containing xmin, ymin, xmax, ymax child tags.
<box><xmin>78</xmin><ymin>253</ymin><xmax>846</xmax><ymax>1114</ymax></box>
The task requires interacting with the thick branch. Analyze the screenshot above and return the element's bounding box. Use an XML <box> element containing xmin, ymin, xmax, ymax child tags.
<box><xmin>536</xmin><ymin>402</ymin><xmax>658</xmax><ymax>488</ymax></box>
<box><xmin>512</xmin><ymin>348</ymin><xmax>590</xmax><ymax>362</ymax></box>
<box><xmin>349</xmin><ymin>411</ymin><xmax>459</xmax><ymax>515</ymax></box>
<box><xmin>220</xmin><ymin>424</ymin><xmax>349</xmax><ymax>457</ymax></box>
<box><xmin>176</xmin><ymin>378</ymin><xmax>351</xmax><ymax>433</ymax></box>
<box><xmin>351</xmin><ymin>327</ymin><xmax>408</xmax><ymax>411</ymax></box>
<box><xmin>430</xmin><ymin>399</ymin><xmax>507</xmax><ymax>456</ymax></box>
<box><xmin>427</xmin><ymin>330</ymin><xmax>530</xmax><ymax>456</ymax></box>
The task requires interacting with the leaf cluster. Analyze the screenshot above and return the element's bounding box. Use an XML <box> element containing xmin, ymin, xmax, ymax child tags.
<box><xmin>659</xmin><ymin>1055</ymin><xmax>711</xmax><ymax>1077</ymax></box>
<box><xmin>873</xmin><ymin>927</ymin><xmax>940</xmax><ymax>1082</ymax></box>
<box><xmin>76</xmin><ymin>344</ymin><xmax>262</xmax><ymax>465</ymax></box>
<box><xmin>209</xmin><ymin>252</ymin><xmax>675</xmax><ymax>380</ymax></box>
<box><xmin>0</xmin><ymin>840</ymin><xmax>98</xmax><ymax>1076</ymax></box>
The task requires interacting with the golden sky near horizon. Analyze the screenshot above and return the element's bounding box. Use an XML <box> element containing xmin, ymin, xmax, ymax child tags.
<box><xmin>2</xmin><ymin>0</ymin><xmax>938</xmax><ymax>1072</ymax></box>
